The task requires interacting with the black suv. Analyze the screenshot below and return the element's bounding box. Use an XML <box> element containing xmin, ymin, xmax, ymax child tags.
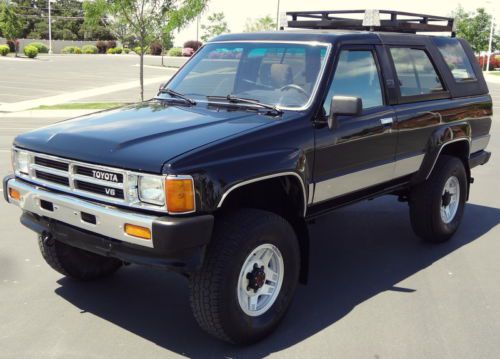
<box><xmin>3</xmin><ymin>10</ymin><xmax>492</xmax><ymax>344</ymax></box>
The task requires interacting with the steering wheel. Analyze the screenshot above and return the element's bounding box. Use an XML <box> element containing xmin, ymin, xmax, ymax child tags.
<box><xmin>279</xmin><ymin>84</ymin><xmax>309</xmax><ymax>96</ymax></box>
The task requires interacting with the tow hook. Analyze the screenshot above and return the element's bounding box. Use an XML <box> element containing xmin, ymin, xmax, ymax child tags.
<box><xmin>41</xmin><ymin>231</ymin><xmax>55</xmax><ymax>247</ymax></box>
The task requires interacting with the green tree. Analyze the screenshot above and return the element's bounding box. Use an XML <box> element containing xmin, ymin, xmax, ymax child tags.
<box><xmin>453</xmin><ymin>6</ymin><xmax>499</xmax><ymax>54</ymax></box>
<box><xmin>201</xmin><ymin>12</ymin><xmax>229</xmax><ymax>42</ymax></box>
<box><xmin>160</xmin><ymin>28</ymin><xmax>173</xmax><ymax>65</ymax></box>
<box><xmin>244</xmin><ymin>15</ymin><xmax>276</xmax><ymax>32</ymax></box>
<box><xmin>84</xmin><ymin>0</ymin><xmax>208</xmax><ymax>101</ymax></box>
<box><xmin>0</xmin><ymin>1</ymin><xmax>24</xmax><ymax>56</ymax></box>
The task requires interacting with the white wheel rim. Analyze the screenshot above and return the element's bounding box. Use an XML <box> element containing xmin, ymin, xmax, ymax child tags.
<box><xmin>440</xmin><ymin>176</ymin><xmax>460</xmax><ymax>224</ymax></box>
<box><xmin>237</xmin><ymin>243</ymin><xmax>284</xmax><ymax>317</ymax></box>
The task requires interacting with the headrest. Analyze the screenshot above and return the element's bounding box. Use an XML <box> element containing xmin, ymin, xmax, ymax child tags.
<box><xmin>270</xmin><ymin>64</ymin><xmax>293</xmax><ymax>88</ymax></box>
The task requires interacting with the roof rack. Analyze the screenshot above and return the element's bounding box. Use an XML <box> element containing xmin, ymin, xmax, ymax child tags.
<box><xmin>285</xmin><ymin>9</ymin><xmax>456</xmax><ymax>36</ymax></box>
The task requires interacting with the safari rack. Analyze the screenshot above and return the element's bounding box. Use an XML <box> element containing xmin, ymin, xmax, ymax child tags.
<box><xmin>285</xmin><ymin>9</ymin><xmax>456</xmax><ymax>36</ymax></box>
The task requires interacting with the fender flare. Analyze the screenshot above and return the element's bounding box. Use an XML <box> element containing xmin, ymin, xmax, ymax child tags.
<box><xmin>411</xmin><ymin>123</ymin><xmax>471</xmax><ymax>185</ymax></box>
<box><xmin>216</xmin><ymin>171</ymin><xmax>308</xmax><ymax>218</ymax></box>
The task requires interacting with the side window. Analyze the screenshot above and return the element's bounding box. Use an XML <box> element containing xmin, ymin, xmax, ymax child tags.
<box><xmin>323</xmin><ymin>50</ymin><xmax>383</xmax><ymax>114</ymax></box>
<box><xmin>390</xmin><ymin>48</ymin><xmax>444</xmax><ymax>97</ymax></box>
<box><xmin>433</xmin><ymin>37</ymin><xmax>477</xmax><ymax>82</ymax></box>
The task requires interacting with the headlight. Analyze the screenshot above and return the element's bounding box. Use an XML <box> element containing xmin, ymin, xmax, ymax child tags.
<box><xmin>12</xmin><ymin>150</ymin><xmax>30</xmax><ymax>175</ymax></box>
<box><xmin>138</xmin><ymin>175</ymin><xmax>165</xmax><ymax>205</ymax></box>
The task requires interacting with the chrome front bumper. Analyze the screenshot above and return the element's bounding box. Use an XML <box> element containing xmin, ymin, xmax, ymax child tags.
<box><xmin>5</xmin><ymin>177</ymin><xmax>156</xmax><ymax>248</ymax></box>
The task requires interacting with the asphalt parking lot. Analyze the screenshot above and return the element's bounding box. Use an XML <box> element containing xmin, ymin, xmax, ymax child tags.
<box><xmin>0</xmin><ymin>55</ymin><xmax>176</xmax><ymax>105</ymax></box>
<box><xmin>0</xmin><ymin>81</ymin><xmax>498</xmax><ymax>358</ymax></box>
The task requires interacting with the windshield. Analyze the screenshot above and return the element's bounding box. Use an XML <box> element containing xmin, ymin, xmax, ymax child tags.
<box><xmin>163</xmin><ymin>42</ymin><xmax>330</xmax><ymax>109</ymax></box>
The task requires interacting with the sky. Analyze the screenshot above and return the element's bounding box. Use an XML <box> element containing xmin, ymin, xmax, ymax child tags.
<box><xmin>173</xmin><ymin>0</ymin><xmax>500</xmax><ymax>46</ymax></box>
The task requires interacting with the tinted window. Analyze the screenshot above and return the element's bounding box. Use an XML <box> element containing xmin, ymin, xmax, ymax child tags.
<box><xmin>434</xmin><ymin>37</ymin><xmax>477</xmax><ymax>81</ymax></box>
<box><xmin>390</xmin><ymin>48</ymin><xmax>444</xmax><ymax>97</ymax></box>
<box><xmin>323</xmin><ymin>50</ymin><xmax>383</xmax><ymax>114</ymax></box>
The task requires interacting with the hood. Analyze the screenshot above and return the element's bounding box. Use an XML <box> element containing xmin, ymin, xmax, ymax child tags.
<box><xmin>14</xmin><ymin>103</ymin><xmax>273</xmax><ymax>173</ymax></box>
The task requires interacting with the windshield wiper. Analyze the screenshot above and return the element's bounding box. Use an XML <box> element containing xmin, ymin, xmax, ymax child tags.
<box><xmin>158</xmin><ymin>87</ymin><xmax>196</xmax><ymax>105</ymax></box>
<box><xmin>207</xmin><ymin>95</ymin><xmax>283</xmax><ymax>115</ymax></box>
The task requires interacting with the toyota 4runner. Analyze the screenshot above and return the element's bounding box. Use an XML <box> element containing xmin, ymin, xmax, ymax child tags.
<box><xmin>3</xmin><ymin>10</ymin><xmax>492</xmax><ymax>344</ymax></box>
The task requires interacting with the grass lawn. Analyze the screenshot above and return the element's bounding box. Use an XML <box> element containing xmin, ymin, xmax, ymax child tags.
<box><xmin>35</xmin><ymin>103</ymin><xmax>128</xmax><ymax>110</ymax></box>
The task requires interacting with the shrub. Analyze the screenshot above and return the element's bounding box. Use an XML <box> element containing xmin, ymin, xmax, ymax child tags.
<box><xmin>0</xmin><ymin>45</ymin><xmax>9</xmax><ymax>56</ymax></box>
<box><xmin>106</xmin><ymin>40</ymin><xmax>117</xmax><ymax>50</ymax></box>
<box><xmin>28</xmin><ymin>42</ymin><xmax>49</xmax><ymax>53</ymax></box>
<box><xmin>183</xmin><ymin>40</ymin><xmax>202</xmax><ymax>51</ymax></box>
<box><xmin>23</xmin><ymin>45</ymin><xmax>38</xmax><ymax>58</ymax></box>
<box><xmin>167</xmin><ymin>47</ymin><xmax>182</xmax><ymax>57</ymax></box>
<box><xmin>96</xmin><ymin>40</ymin><xmax>107</xmax><ymax>54</ymax></box>
<box><xmin>6</xmin><ymin>40</ymin><xmax>16</xmax><ymax>52</ymax></box>
<box><xmin>134</xmin><ymin>46</ymin><xmax>149</xmax><ymax>54</ymax></box>
<box><xmin>123</xmin><ymin>48</ymin><xmax>130</xmax><ymax>54</ymax></box>
<box><xmin>477</xmin><ymin>55</ymin><xmax>500</xmax><ymax>70</ymax></box>
<box><xmin>182</xmin><ymin>47</ymin><xmax>195</xmax><ymax>57</ymax></box>
<box><xmin>82</xmin><ymin>45</ymin><xmax>98</xmax><ymax>54</ymax></box>
<box><xmin>150</xmin><ymin>41</ymin><xmax>162</xmax><ymax>56</ymax></box>
<box><xmin>62</xmin><ymin>46</ymin><xmax>81</xmax><ymax>54</ymax></box>
<box><xmin>107</xmin><ymin>47</ymin><xmax>123</xmax><ymax>54</ymax></box>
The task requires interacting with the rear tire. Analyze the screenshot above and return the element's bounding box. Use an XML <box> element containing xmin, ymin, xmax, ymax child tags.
<box><xmin>409</xmin><ymin>155</ymin><xmax>467</xmax><ymax>243</ymax></box>
<box><xmin>189</xmin><ymin>209</ymin><xmax>300</xmax><ymax>344</ymax></box>
<box><xmin>38</xmin><ymin>236</ymin><xmax>122</xmax><ymax>280</ymax></box>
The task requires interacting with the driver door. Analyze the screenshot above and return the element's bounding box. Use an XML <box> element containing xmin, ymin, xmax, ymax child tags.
<box><xmin>312</xmin><ymin>46</ymin><xmax>398</xmax><ymax>204</ymax></box>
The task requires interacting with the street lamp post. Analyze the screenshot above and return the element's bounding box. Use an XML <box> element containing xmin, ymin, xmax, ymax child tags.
<box><xmin>48</xmin><ymin>0</ymin><xmax>53</xmax><ymax>54</ymax></box>
<box><xmin>276</xmin><ymin>0</ymin><xmax>280</xmax><ymax>31</ymax></box>
<box><xmin>485</xmin><ymin>0</ymin><xmax>496</xmax><ymax>72</ymax></box>
<box><xmin>486</xmin><ymin>18</ymin><xmax>494</xmax><ymax>71</ymax></box>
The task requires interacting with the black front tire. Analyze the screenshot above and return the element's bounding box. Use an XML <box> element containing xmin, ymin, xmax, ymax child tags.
<box><xmin>189</xmin><ymin>209</ymin><xmax>300</xmax><ymax>344</ymax></box>
<box><xmin>38</xmin><ymin>237</ymin><xmax>122</xmax><ymax>280</ymax></box>
<box><xmin>409</xmin><ymin>155</ymin><xmax>467</xmax><ymax>243</ymax></box>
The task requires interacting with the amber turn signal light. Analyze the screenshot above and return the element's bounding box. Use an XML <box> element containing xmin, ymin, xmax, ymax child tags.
<box><xmin>9</xmin><ymin>188</ymin><xmax>21</xmax><ymax>201</ymax></box>
<box><xmin>166</xmin><ymin>178</ymin><xmax>195</xmax><ymax>213</ymax></box>
<box><xmin>124</xmin><ymin>224</ymin><xmax>151</xmax><ymax>240</ymax></box>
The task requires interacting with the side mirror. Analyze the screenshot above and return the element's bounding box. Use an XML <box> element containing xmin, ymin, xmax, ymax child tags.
<box><xmin>158</xmin><ymin>83</ymin><xmax>166</xmax><ymax>91</ymax></box>
<box><xmin>328</xmin><ymin>96</ymin><xmax>362</xmax><ymax>130</ymax></box>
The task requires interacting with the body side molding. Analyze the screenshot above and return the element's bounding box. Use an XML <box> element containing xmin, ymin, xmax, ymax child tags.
<box><xmin>216</xmin><ymin>172</ymin><xmax>308</xmax><ymax>217</ymax></box>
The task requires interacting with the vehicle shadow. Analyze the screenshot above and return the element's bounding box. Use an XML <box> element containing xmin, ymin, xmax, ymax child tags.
<box><xmin>54</xmin><ymin>197</ymin><xmax>500</xmax><ymax>358</ymax></box>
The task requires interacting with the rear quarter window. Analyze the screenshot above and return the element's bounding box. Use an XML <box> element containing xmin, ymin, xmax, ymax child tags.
<box><xmin>433</xmin><ymin>37</ymin><xmax>477</xmax><ymax>82</ymax></box>
<box><xmin>390</xmin><ymin>47</ymin><xmax>444</xmax><ymax>97</ymax></box>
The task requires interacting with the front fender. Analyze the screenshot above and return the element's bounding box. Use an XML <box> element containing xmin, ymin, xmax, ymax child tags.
<box><xmin>191</xmin><ymin>148</ymin><xmax>310</xmax><ymax>213</ymax></box>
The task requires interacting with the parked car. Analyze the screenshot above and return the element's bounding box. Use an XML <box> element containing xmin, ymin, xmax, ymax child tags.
<box><xmin>3</xmin><ymin>10</ymin><xmax>492</xmax><ymax>344</ymax></box>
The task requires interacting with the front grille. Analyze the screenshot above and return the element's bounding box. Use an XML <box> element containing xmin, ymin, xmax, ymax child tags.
<box><xmin>31</xmin><ymin>154</ymin><xmax>126</xmax><ymax>201</ymax></box>
<box><xmin>34</xmin><ymin>157</ymin><xmax>69</xmax><ymax>171</ymax></box>
<box><xmin>75</xmin><ymin>165</ymin><xmax>124</xmax><ymax>183</ymax></box>
<box><xmin>75</xmin><ymin>180</ymin><xmax>124</xmax><ymax>199</ymax></box>
<box><xmin>14</xmin><ymin>149</ymin><xmax>168</xmax><ymax>213</ymax></box>
<box><xmin>35</xmin><ymin>170</ymin><xmax>70</xmax><ymax>186</ymax></box>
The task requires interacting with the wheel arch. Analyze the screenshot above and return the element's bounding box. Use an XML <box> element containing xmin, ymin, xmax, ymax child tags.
<box><xmin>412</xmin><ymin>124</ymin><xmax>471</xmax><ymax>186</ymax></box>
<box><xmin>216</xmin><ymin>172</ymin><xmax>310</xmax><ymax>284</ymax></box>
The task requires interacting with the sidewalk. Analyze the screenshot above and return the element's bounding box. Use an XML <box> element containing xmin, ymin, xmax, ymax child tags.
<box><xmin>484</xmin><ymin>73</ymin><xmax>500</xmax><ymax>84</ymax></box>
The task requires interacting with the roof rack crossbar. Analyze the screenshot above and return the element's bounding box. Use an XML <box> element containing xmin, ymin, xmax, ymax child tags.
<box><xmin>286</xmin><ymin>9</ymin><xmax>456</xmax><ymax>36</ymax></box>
